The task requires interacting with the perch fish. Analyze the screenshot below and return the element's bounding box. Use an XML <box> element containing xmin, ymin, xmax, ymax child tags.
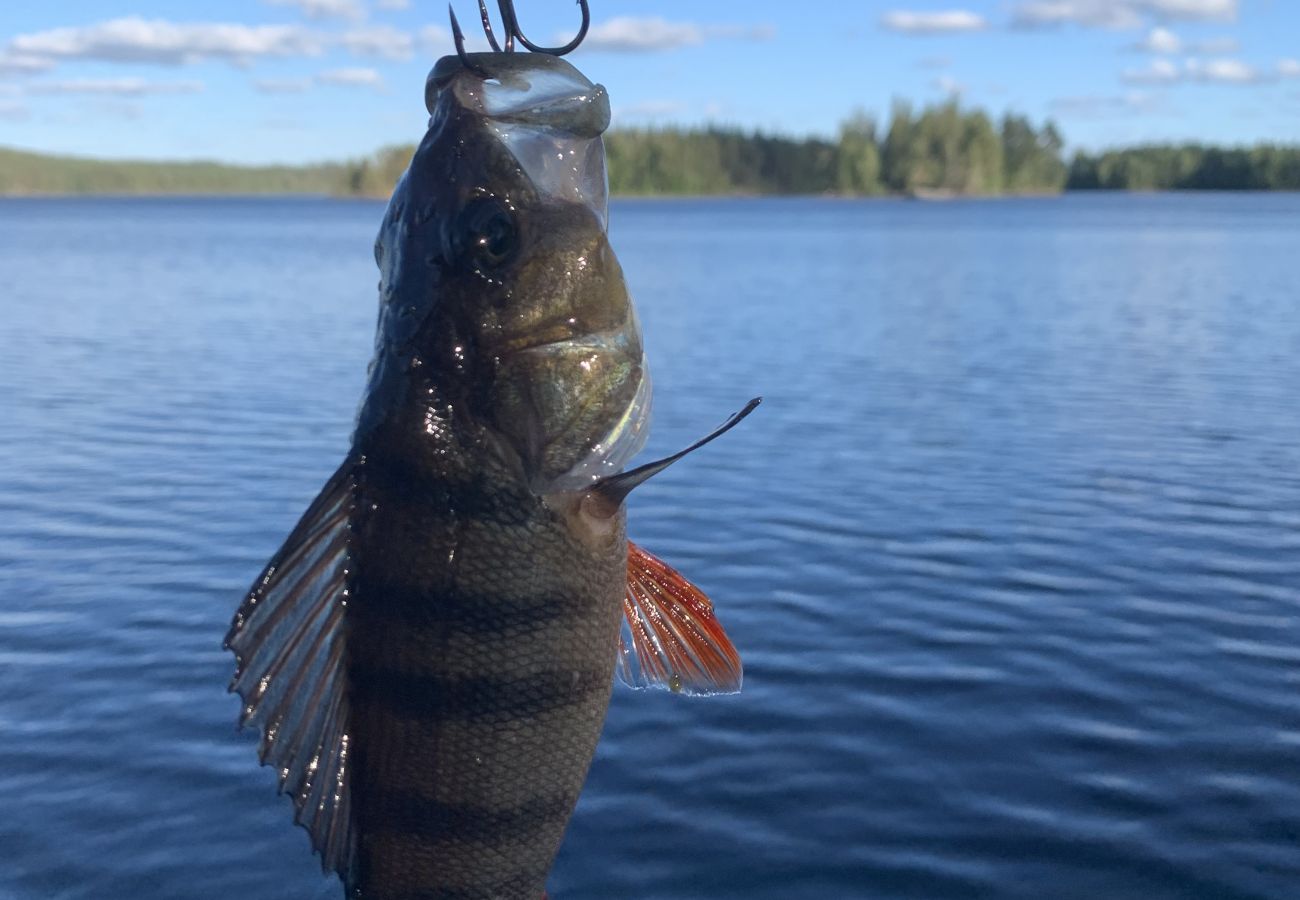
<box><xmin>225</xmin><ymin>5</ymin><xmax>756</xmax><ymax>898</ymax></box>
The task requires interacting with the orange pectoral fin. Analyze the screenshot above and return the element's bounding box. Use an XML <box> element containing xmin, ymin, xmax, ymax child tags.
<box><xmin>617</xmin><ymin>541</ymin><xmax>743</xmax><ymax>696</ymax></box>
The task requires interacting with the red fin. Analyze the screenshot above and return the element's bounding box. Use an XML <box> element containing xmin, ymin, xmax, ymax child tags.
<box><xmin>617</xmin><ymin>542</ymin><xmax>743</xmax><ymax>695</ymax></box>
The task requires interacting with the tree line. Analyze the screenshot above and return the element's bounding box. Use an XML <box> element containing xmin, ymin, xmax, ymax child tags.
<box><xmin>603</xmin><ymin>101</ymin><xmax>1068</xmax><ymax>196</ymax></box>
<box><xmin>3</xmin><ymin>99</ymin><xmax>1299</xmax><ymax>196</ymax></box>
<box><xmin>0</xmin><ymin>145</ymin><xmax>347</xmax><ymax>196</ymax></box>
<box><xmin>1069</xmin><ymin>145</ymin><xmax>1300</xmax><ymax>191</ymax></box>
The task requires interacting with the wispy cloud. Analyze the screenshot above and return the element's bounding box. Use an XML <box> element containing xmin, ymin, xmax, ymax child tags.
<box><xmin>1013</xmin><ymin>0</ymin><xmax>1238</xmax><ymax>30</ymax></box>
<box><xmin>255</xmin><ymin>68</ymin><xmax>389</xmax><ymax>93</ymax></box>
<box><xmin>1133</xmin><ymin>26</ymin><xmax>1180</xmax><ymax>52</ymax></box>
<box><xmin>1186</xmin><ymin>57</ymin><xmax>1260</xmax><ymax>83</ymax></box>
<box><xmin>253</xmin><ymin>77</ymin><xmax>313</xmax><ymax>93</ymax></box>
<box><xmin>375</xmin><ymin>0</ymin><xmax>411</xmax><ymax>9</ymax></box>
<box><xmin>1193</xmin><ymin>37</ymin><xmax>1239</xmax><ymax>54</ymax></box>
<box><xmin>1123</xmin><ymin>55</ymin><xmax>1266</xmax><ymax>84</ymax></box>
<box><xmin>25</xmin><ymin>77</ymin><xmax>205</xmax><ymax>96</ymax></box>
<box><xmin>581</xmin><ymin>17</ymin><xmax>773</xmax><ymax>52</ymax></box>
<box><xmin>1121</xmin><ymin>57</ymin><xmax>1182</xmax><ymax>82</ymax></box>
<box><xmin>263</xmin><ymin>0</ymin><xmax>365</xmax><ymax>22</ymax></box>
<box><xmin>1050</xmin><ymin>90</ymin><xmax>1166</xmax><ymax>115</ymax></box>
<box><xmin>880</xmin><ymin>10</ymin><xmax>987</xmax><ymax>34</ymax></box>
<box><xmin>0</xmin><ymin>52</ymin><xmax>53</xmax><ymax>74</ymax></box>
<box><xmin>6</xmin><ymin>17</ymin><xmax>325</xmax><ymax>67</ymax></box>
<box><xmin>339</xmin><ymin>25</ymin><xmax>413</xmax><ymax>60</ymax></box>
<box><xmin>316</xmin><ymin>66</ymin><xmax>384</xmax><ymax>89</ymax></box>
<box><xmin>1279</xmin><ymin>59</ymin><xmax>1300</xmax><ymax>78</ymax></box>
<box><xmin>1129</xmin><ymin>27</ymin><xmax>1240</xmax><ymax>53</ymax></box>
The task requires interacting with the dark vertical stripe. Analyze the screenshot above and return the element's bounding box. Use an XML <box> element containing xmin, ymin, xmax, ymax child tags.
<box><xmin>364</xmin><ymin>792</ymin><xmax>575</xmax><ymax>843</ymax></box>
<box><xmin>361</xmin><ymin>583</ymin><xmax>596</xmax><ymax>632</ymax></box>
<box><xmin>347</xmin><ymin>664</ymin><xmax>609</xmax><ymax>722</ymax></box>
<box><xmin>371</xmin><ymin>875</ymin><xmax>547</xmax><ymax>900</ymax></box>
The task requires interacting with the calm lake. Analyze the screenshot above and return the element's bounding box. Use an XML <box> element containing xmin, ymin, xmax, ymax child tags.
<box><xmin>2</xmin><ymin>194</ymin><xmax>1299</xmax><ymax>899</ymax></box>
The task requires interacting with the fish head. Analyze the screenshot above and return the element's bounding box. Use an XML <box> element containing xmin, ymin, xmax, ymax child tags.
<box><xmin>363</xmin><ymin>51</ymin><xmax>649</xmax><ymax>494</ymax></box>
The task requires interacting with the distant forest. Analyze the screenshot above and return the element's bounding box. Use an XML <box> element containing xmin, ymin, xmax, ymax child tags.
<box><xmin>0</xmin><ymin>145</ymin><xmax>347</xmax><ymax>196</ymax></box>
<box><xmin>3</xmin><ymin>99</ymin><xmax>1299</xmax><ymax>197</ymax></box>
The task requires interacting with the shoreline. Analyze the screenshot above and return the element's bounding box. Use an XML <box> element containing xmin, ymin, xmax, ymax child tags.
<box><xmin>2</xmin><ymin>188</ymin><xmax>1298</xmax><ymax>201</ymax></box>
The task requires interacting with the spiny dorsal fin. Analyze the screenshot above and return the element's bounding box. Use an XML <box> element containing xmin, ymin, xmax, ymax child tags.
<box><xmin>587</xmin><ymin>397</ymin><xmax>761</xmax><ymax>516</ymax></box>
<box><xmin>224</xmin><ymin>457</ymin><xmax>358</xmax><ymax>881</ymax></box>
<box><xmin>617</xmin><ymin>541</ymin><xmax>743</xmax><ymax>696</ymax></box>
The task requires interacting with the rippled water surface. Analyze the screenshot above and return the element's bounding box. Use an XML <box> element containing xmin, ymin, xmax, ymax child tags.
<box><xmin>3</xmin><ymin>194</ymin><xmax>1300</xmax><ymax>899</ymax></box>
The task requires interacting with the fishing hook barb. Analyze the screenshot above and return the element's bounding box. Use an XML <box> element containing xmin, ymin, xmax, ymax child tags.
<box><xmin>449</xmin><ymin>0</ymin><xmax>590</xmax><ymax>72</ymax></box>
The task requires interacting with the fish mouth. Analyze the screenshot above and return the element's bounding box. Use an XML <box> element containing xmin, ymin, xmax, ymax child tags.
<box><xmin>493</xmin><ymin>323</ymin><xmax>589</xmax><ymax>357</ymax></box>
<box><xmin>428</xmin><ymin>52</ymin><xmax>611</xmax><ymax>137</ymax></box>
<box><xmin>427</xmin><ymin>52</ymin><xmax>611</xmax><ymax>223</ymax></box>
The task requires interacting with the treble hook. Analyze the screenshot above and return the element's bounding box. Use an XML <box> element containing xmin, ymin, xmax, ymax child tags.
<box><xmin>449</xmin><ymin>0</ymin><xmax>591</xmax><ymax>72</ymax></box>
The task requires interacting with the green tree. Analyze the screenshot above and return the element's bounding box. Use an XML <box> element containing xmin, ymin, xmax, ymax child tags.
<box><xmin>835</xmin><ymin>110</ymin><xmax>882</xmax><ymax>195</ymax></box>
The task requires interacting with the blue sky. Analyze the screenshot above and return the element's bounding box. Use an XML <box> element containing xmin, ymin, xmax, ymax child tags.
<box><xmin>0</xmin><ymin>0</ymin><xmax>1297</xmax><ymax>164</ymax></box>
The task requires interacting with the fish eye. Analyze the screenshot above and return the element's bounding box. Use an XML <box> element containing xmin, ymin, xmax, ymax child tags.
<box><xmin>456</xmin><ymin>198</ymin><xmax>518</xmax><ymax>269</ymax></box>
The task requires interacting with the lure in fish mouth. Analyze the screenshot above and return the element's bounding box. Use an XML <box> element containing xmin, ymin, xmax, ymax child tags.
<box><xmin>225</xmin><ymin>4</ymin><xmax>758</xmax><ymax>898</ymax></box>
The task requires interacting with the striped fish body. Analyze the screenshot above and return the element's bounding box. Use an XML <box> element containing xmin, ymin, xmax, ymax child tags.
<box><xmin>345</xmin><ymin>429</ymin><xmax>626</xmax><ymax>898</ymax></box>
<box><xmin>227</xmin><ymin>47</ymin><xmax>749</xmax><ymax>900</ymax></box>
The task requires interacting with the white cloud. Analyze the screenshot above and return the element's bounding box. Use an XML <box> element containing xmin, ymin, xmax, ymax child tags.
<box><xmin>1130</xmin><ymin>30</ymin><xmax>1239</xmax><ymax>52</ymax></box>
<box><xmin>1013</xmin><ymin>0</ymin><xmax>1237</xmax><ymax>29</ymax></box>
<box><xmin>1015</xmin><ymin>1</ymin><xmax>1142</xmax><ymax>28</ymax></box>
<box><xmin>263</xmin><ymin>0</ymin><xmax>364</xmax><ymax>21</ymax></box>
<box><xmin>6</xmin><ymin>17</ymin><xmax>326</xmax><ymax>66</ymax></box>
<box><xmin>339</xmin><ymin>25</ymin><xmax>413</xmax><ymax>60</ymax></box>
<box><xmin>0</xmin><ymin>52</ymin><xmax>54</xmax><ymax>74</ymax></box>
<box><xmin>582</xmin><ymin>17</ymin><xmax>773</xmax><ymax>52</ymax></box>
<box><xmin>1187</xmin><ymin>57</ymin><xmax>1259</xmax><ymax>83</ymax></box>
<box><xmin>376</xmin><ymin>0</ymin><xmax>411</xmax><ymax>8</ymax></box>
<box><xmin>1122</xmin><ymin>56</ymin><xmax>1265</xmax><ymax>85</ymax></box>
<box><xmin>583</xmin><ymin>18</ymin><xmax>701</xmax><ymax>51</ymax></box>
<box><xmin>1144</xmin><ymin>0</ymin><xmax>1236</xmax><ymax>19</ymax></box>
<box><xmin>1135</xmin><ymin>27</ymin><xmax>1180</xmax><ymax>53</ymax></box>
<box><xmin>880</xmin><ymin>10</ymin><xmax>987</xmax><ymax>34</ymax></box>
<box><xmin>253</xmin><ymin>77</ymin><xmax>313</xmax><ymax>93</ymax></box>
<box><xmin>1280</xmin><ymin>59</ymin><xmax>1300</xmax><ymax>78</ymax></box>
<box><xmin>1122</xmin><ymin>57</ymin><xmax>1181</xmax><ymax>82</ymax></box>
<box><xmin>316</xmin><ymin>66</ymin><xmax>384</xmax><ymax>89</ymax></box>
<box><xmin>25</xmin><ymin>77</ymin><xmax>205</xmax><ymax>96</ymax></box>
<box><xmin>2</xmin><ymin>16</ymin><xmax>410</xmax><ymax>70</ymax></box>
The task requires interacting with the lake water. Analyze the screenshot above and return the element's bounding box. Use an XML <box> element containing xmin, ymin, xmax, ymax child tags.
<box><xmin>2</xmin><ymin>193</ymin><xmax>1299</xmax><ymax>899</ymax></box>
